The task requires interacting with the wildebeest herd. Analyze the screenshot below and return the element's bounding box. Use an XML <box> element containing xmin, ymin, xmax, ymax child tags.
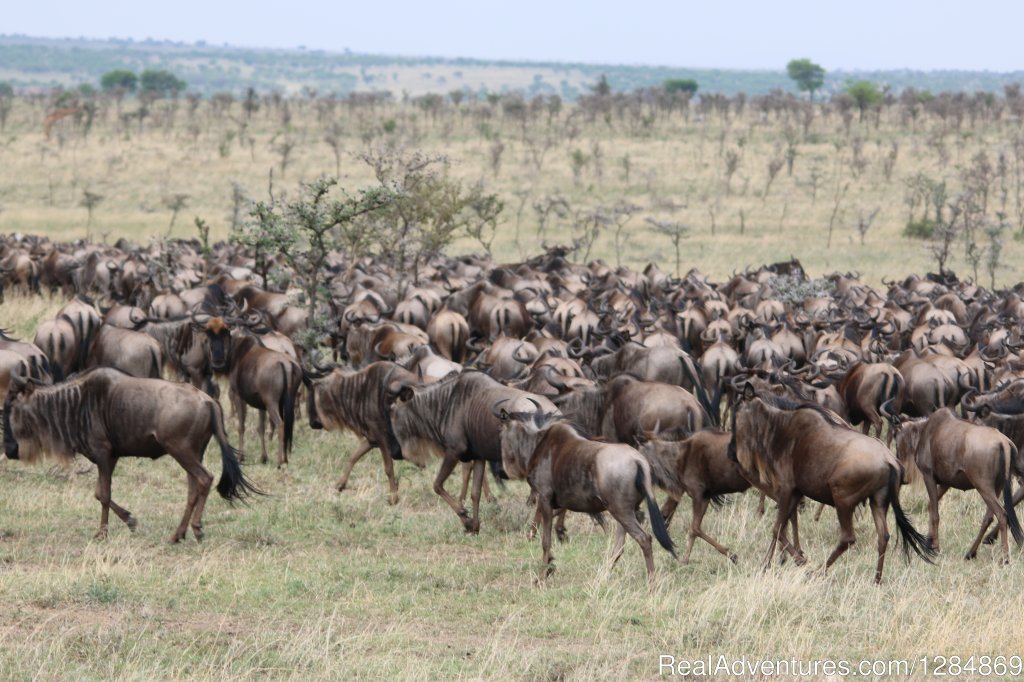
<box><xmin>3</xmin><ymin>235</ymin><xmax>1024</xmax><ymax>586</ymax></box>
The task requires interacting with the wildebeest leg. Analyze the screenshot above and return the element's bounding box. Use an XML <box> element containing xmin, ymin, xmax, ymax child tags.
<box><xmin>467</xmin><ymin>460</ymin><xmax>485</xmax><ymax>534</ymax></box>
<box><xmin>170</xmin><ymin>464</ymin><xmax>212</xmax><ymax>544</ymax></box>
<box><xmin>231</xmin><ymin>388</ymin><xmax>247</xmax><ymax>462</ymax></box>
<box><xmin>982</xmin><ymin>484</ymin><xmax>1024</xmax><ymax>545</ymax></box>
<box><xmin>432</xmin><ymin>454</ymin><xmax>473</xmax><ymax>531</ymax></box>
<box><xmin>660</xmin><ymin>495</ymin><xmax>681</xmax><ymax>527</ymax></box>
<box><xmin>481</xmin><ymin>473</ymin><xmax>496</xmax><ymax>504</ymax></box>
<box><xmin>814</xmin><ymin>502</ymin><xmax>827</xmax><ymax>521</ymax></box>
<box><xmin>762</xmin><ymin>494</ymin><xmax>799</xmax><ymax>571</ymax></box>
<box><xmin>457</xmin><ymin>462</ymin><xmax>472</xmax><ymax>504</ymax></box>
<box><xmin>554</xmin><ymin>510</ymin><xmax>569</xmax><ymax>542</ymax></box>
<box><xmin>860</xmin><ymin>421</ymin><xmax>870</xmax><ymax>435</ymax></box>
<box><xmin>258</xmin><ymin>409</ymin><xmax>269</xmax><ymax>466</ymax></box>
<box><xmin>687</xmin><ymin>495</ymin><xmax>736</xmax><ymax>564</ymax></box>
<box><xmin>614</xmin><ymin>507</ymin><xmax>656</xmax><ymax>586</ymax></box>
<box><xmin>869</xmin><ymin>497</ymin><xmax>890</xmax><ymax>584</ymax></box>
<box><xmin>93</xmin><ymin>456</ymin><xmax>132</xmax><ymax>536</ymax></box>
<box><xmin>824</xmin><ymin>503</ymin><xmax>857</xmax><ymax>573</ymax></box>
<box><xmin>757</xmin><ymin>492</ymin><xmax>766</xmax><ymax>515</ymax></box>
<box><xmin>267</xmin><ymin>404</ymin><xmax>287</xmax><ymax>467</ymax></box>
<box><xmin>381</xmin><ymin>449</ymin><xmax>399</xmax><ymax>506</ymax></box>
<box><xmin>537</xmin><ymin>499</ymin><xmax>556</xmax><ymax>582</ymax></box>
<box><xmin>972</xmin><ymin>484</ymin><xmax>1010</xmax><ymax>564</ymax></box>
<box><xmin>608</xmin><ymin>522</ymin><xmax>627</xmax><ymax>567</ymax></box>
<box><xmin>922</xmin><ymin>476</ymin><xmax>945</xmax><ymax>553</ymax></box>
<box><xmin>335</xmin><ymin>439</ymin><xmax>373</xmax><ymax>492</ymax></box>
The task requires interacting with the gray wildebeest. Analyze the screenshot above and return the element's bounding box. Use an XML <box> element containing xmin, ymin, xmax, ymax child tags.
<box><xmin>496</xmin><ymin>406</ymin><xmax>675</xmax><ymax>586</ymax></box>
<box><xmin>305</xmin><ymin>360</ymin><xmax>419</xmax><ymax>503</ymax></box>
<box><xmin>730</xmin><ymin>386</ymin><xmax>934</xmax><ymax>583</ymax></box>
<box><xmin>389</xmin><ymin>371</ymin><xmax>557</xmax><ymax>533</ymax></box>
<box><xmin>885</xmin><ymin>404</ymin><xmax>1024</xmax><ymax>563</ymax></box>
<box><xmin>3</xmin><ymin>368</ymin><xmax>259</xmax><ymax>541</ymax></box>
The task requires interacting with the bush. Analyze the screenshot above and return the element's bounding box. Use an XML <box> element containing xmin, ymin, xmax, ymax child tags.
<box><xmin>903</xmin><ymin>217</ymin><xmax>936</xmax><ymax>239</ymax></box>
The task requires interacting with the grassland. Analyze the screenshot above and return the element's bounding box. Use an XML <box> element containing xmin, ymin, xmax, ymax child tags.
<box><xmin>2</xmin><ymin>88</ymin><xmax>1024</xmax><ymax>288</ymax></box>
<box><xmin>1</xmin><ymin>293</ymin><xmax>1023</xmax><ymax>680</ymax></box>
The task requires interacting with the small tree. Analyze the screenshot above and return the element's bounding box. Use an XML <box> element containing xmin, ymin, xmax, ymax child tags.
<box><xmin>844</xmin><ymin>80</ymin><xmax>883</xmax><ymax>122</ymax></box>
<box><xmin>139</xmin><ymin>69</ymin><xmax>186</xmax><ymax>98</ymax></box>
<box><xmin>591</xmin><ymin>75</ymin><xmax>612</xmax><ymax>96</ymax></box>
<box><xmin>100</xmin><ymin>70</ymin><xmax>138</xmax><ymax>93</ymax></box>
<box><xmin>164</xmin><ymin>194</ymin><xmax>190</xmax><ymax>235</ymax></box>
<box><xmin>80</xmin><ymin>190</ymin><xmax>103</xmax><ymax>237</ymax></box>
<box><xmin>646</xmin><ymin>217</ymin><xmax>689</xmax><ymax>277</ymax></box>
<box><xmin>786</xmin><ymin>59</ymin><xmax>825</xmax><ymax>101</ymax></box>
<box><xmin>663</xmin><ymin>79</ymin><xmax>698</xmax><ymax>96</ymax></box>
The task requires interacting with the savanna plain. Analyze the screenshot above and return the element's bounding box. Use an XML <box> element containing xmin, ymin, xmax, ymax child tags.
<box><xmin>1</xmin><ymin>84</ymin><xmax>1024</xmax><ymax>679</ymax></box>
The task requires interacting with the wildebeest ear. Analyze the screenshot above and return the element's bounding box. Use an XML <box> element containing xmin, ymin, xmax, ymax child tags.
<box><xmin>978</xmin><ymin>405</ymin><xmax>991</xmax><ymax>419</ymax></box>
<box><xmin>742</xmin><ymin>382</ymin><xmax>755</xmax><ymax>400</ymax></box>
<box><xmin>398</xmin><ymin>386</ymin><xmax>415</xmax><ymax>402</ymax></box>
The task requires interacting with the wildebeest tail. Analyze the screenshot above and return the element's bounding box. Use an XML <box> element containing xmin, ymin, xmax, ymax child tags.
<box><xmin>888</xmin><ymin>464</ymin><xmax>935</xmax><ymax>562</ymax></box>
<box><xmin>1001</xmin><ymin>443</ymin><xmax>1024</xmax><ymax>546</ymax></box>
<box><xmin>209</xmin><ymin>402</ymin><xmax>263</xmax><ymax>500</ymax></box>
<box><xmin>635</xmin><ymin>462</ymin><xmax>676</xmax><ymax>557</ymax></box>
<box><xmin>279</xmin><ymin>363</ymin><xmax>296</xmax><ymax>455</ymax></box>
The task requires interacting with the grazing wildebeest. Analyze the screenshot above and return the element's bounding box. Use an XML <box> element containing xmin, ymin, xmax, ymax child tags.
<box><xmin>639</xmin><ymin>429</ymin><xmax>749</xmax><ymax>564</ymax></box>
<box><xmin>496</xmin><ymin>406</ymin><xmax>675</xmax><ymax>585</ymax></box>
<box><xmin>730</xmin><ymin>386</ymin><xmax>934</xmax><ymax>583</ymax></box>
<box><xmin>886</xmin><ymin>405</ymin><xmax>1024</xmax><ymax>563</ymax></box>
<box><xmin>3</xmin><ymin>368</ymin><xmax>259</xmax><ymax>541</ymax></box>
<box><xmin>306</xmin><ymin>360</ymin><xmax>419</xmax><ymax>503</ymax></box>
<box><xmin>389</xmin><ymin>370</ymin><xmax>558</xmax><ymax>533</ymax></box>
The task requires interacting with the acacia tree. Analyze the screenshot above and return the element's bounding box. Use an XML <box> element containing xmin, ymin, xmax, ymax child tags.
<box><xmin>356</xmin><ymin>149</ymin><xmax>503</xmax><ymax>296</ymax></box>
<box><xmin>786</xmin><ymin>59</ymin><xmax>825</xmax><ymax>101</ymax></box>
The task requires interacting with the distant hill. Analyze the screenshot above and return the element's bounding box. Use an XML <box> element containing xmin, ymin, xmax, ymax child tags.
<box><xmin>1</xmin><ymin>34</ymin><xmax>1023</xmax><ymax>98</ymax></box>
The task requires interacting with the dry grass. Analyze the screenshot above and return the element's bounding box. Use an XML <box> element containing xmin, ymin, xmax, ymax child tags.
<box><xmin>1</xmin><ymin>96</ymin><xmax>1023</xmax><ymax>286</ymax></box>
<box><xmin>2</xmin><ymin>292</ymin><xmax>1023</xmax><ymax>679</ymax></box>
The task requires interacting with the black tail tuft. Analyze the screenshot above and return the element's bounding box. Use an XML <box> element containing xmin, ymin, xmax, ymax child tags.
<box><xmin>210</xmin><ymin>403</ymin><xmax>264</xmax><ymax>502</ymax></box>
<box><xmin>636</xmin><ymin>464</ymin><xmax>676</xmax><ymax>557</ymax></box>
<box><xmin>889</xmin><ymin>465</ymin><xmax>936</xmax><ymax>563</ymax></box>
<box><xmin>1003</xmin><ymin>446</ymin><xmax>1024</xmax><ymax>547</ymax></box>
<box><xmin>280</xmin><ymin>365</ymin><xmax>296</xmax><ymax>456</ymax></box>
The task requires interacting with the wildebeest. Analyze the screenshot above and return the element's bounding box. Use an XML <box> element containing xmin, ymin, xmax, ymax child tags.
<box><xmin>3</xmin><ymin>368</ymin><xmax>259</xmax><ymax>541</ymax></box>
<box><xmin>389</xmin><ymin>370</ymin><xmax>558</xmax><ymax>533</ymax></box>
<box><xmin>306</xmin><ymin>360</ymin><xmax>419</xmax><ymax>503</ymax></box>
<box><xmin>639</xmin><ymin>429</ymin><xmax>749</xmax><ymax>564</ymax></box>
<box><xmin>497</xmin><ymin>407</ymin><xmax>675</xmax><ymax>585</ymax></box>
<box><xmin>886</xmin><ymin>405</ymin><xmax>1024</xmax><ymax>562</ymax></box>
<box><xmin>87</xmin><ymin>324</ymin><xmax>164</xmax><ymax>378</ymax></box>
<box><xmin>730</xmin><ymin>387</ymin><xmax>934</xmax><ymax>582</ymax></box>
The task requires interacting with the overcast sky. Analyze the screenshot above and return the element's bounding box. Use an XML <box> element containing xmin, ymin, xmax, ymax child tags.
<box><xmin>6</xmin><ymin>0</ymin><xmax>1022</xmax><ymax>72</ymax></box>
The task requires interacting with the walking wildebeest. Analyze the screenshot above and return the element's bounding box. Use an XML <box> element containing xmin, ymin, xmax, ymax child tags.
<box><xmin>389</xmin><ymin>370</ymin><xmax>558</xmax><ymax>533</ymax></box>
<box><xmin>305</xmin><ymin>360</ymin><xmax>419</xmax><ymax>503</ymax></box>
<box><xmin>496</xmin><ymin>405</ymin><xmax>675</xmax><ymax>586</ymax></box>
<box><xmin>3</xmin><ymin>368</ymin><xmax>259</xmax><ymax>541</ymax></box>
<box><xmin>638</xmin><ymin>429</ymin><xmax>749</xmax><ymax>564</ymax></box>
<box><xmin>885</xmin><ymin>405</ymin><xmax>1024</xmax><ymax>563</ymax></box>
<box><xmin>730</xmin><ymin>386</ymin><xmax>934</xmax><ymax>583</ymax></box>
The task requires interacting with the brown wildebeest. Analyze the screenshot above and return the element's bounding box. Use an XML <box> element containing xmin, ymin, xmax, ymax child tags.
<box><xmin>638</xmin><ymin>429</ymin><xmax>749</xmax><ymax>564</ymax></box>
<box><xmin>87</xmin><ymin>324</ymin><xmax>164</xmax><ymax>379</ymax></box>
<box><xmin>305</xmin><ymin>360</ymin><xmax>420</xmax><ymax>503</ymax></box>
<box><xmin>496</xmin><ymin>407</ymin><xmax>675</xmax><ymax>586</ymax></box>
<box><xmin>885</xmin><ymin>404</ymin><xmax>1024</xmax><ymax>563</ymax></box>
<box><xmin>3</xmin><ymin>368</ymin><xmax>259</xmax><ymax>541</ymax></box>
<box><xmin>730</xmin><ymin>386</ymin><xmax>934</xmax><ymax>583</ymax></box>
<box><xmin>224</xmin><ymin>333</ymin><xmax>301</xmax><ymax>468</ymax></box>
<box><xmin>389</xmin><ymin>371</ymin><xmax>558</xmax><ymax>533</ymax></box>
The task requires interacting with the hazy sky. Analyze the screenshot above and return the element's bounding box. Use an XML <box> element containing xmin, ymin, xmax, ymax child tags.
<box><xmin>6</xmin><ymin>0</ymin><xmax>1023</xmax><ymax>71</ymax></box>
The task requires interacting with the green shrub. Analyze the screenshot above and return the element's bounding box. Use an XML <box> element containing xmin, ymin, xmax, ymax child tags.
<box><xmin>904</xmin><ymin>217</ymin><xmax>935</xmax><ymax>239</ymax></box>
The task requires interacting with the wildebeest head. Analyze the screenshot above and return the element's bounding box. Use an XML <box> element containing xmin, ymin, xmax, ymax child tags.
<box><xmin>3</xmin><ymin>371</ymin><xmax>40</xmax><ymax>461</ymax></box>
<box><xmin>192</xmin><ymin>311</ymin><xmax>232</xmax><ymax>372</ymax></box>
<box><xmin>494</xmin><ymin>397</ymin><xmax>551</xmax><ymax>480</ymax></box>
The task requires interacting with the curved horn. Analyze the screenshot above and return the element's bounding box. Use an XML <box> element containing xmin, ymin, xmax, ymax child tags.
<box><xmin>543</xmin><ymin>365</ymin><xmax>570</xmax><ymax>391</ymax></box>
<box><xmin>512</xmin><ymin>343</ymin><xmax>535</xmax><ymax>364</ymax></box>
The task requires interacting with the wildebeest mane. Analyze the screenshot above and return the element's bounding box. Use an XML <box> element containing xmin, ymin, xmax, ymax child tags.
<box><xmin>754</xmin><ymin>391</ymin><xmax>846</xmax><ymax>428</ymax></box>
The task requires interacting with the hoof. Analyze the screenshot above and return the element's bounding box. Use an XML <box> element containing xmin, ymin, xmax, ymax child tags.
<box><xmin>965</xmin><ymin>551</ymin><xmax>977</xmax><ymax>561</ymax></box>
<box><xmin>983</xmin><ymin>534</ymin><xmax>997</xmax><ymax>546</ymax></box>
<box><xmin>387</xmin><ymin>494</ymin><xmax>399</xmax><ymax>506</ymax></box>
<box><xmin>555</xmin><ymin>528</ymin><xmax>569</xmax><ymax>544</ymax></box>
<box><xmin>126</xmin><ymin>516</ymin><xmax>138</xmax><ymax>532</ymax></box>
<box><xmin>93</xmin><ymin>529</ymin><xmax>108</xmax><ymax>541</ymax></box>
<box><xmin>729</xmin><ymin>553</ymin><xmax>739</xmax><ymax>564</ymax></box>
<box><xmin>192</xmin><ymin>525</ymin><xmax>204</xmax><ymax>543</ymax></box>
<box><xmin>169</xmin><ymin>533</ymin><xmax>185</xmax><ymax>544</ymax></box>
<box><xmin>335</xmin><ymin>481</ymin><xmax>348</xmax><ymax>493</ymax></box>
